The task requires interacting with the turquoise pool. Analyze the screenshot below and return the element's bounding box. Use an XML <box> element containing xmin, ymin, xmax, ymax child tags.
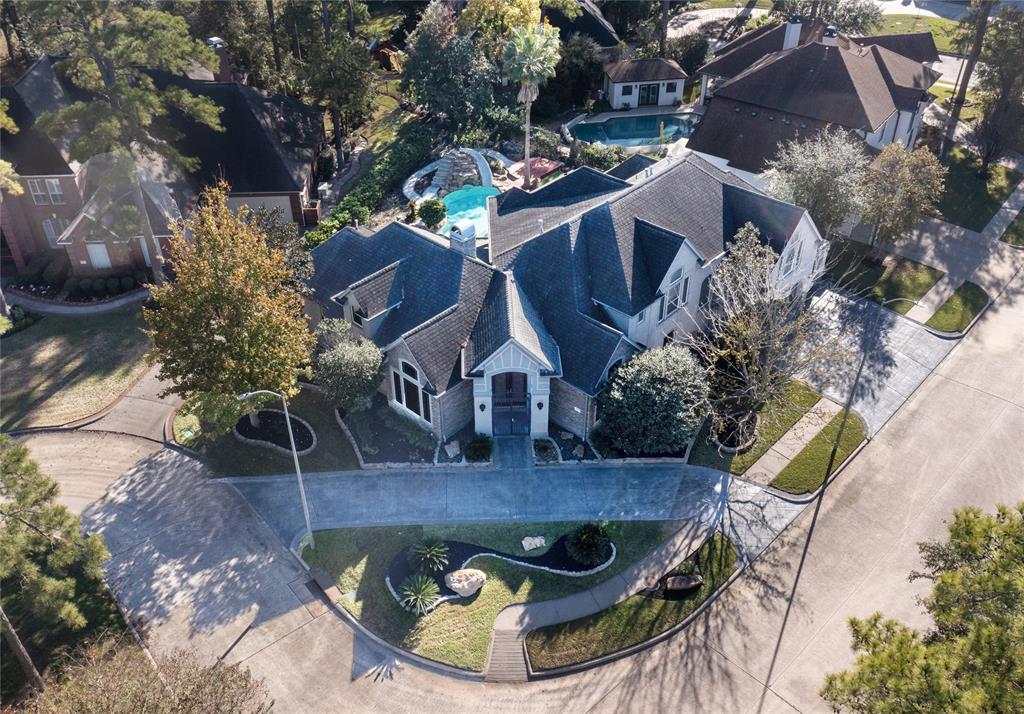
<box><xmin>571</xmin><ymin>112</ymin><xmax>701</xmax><ymax>147</ymax></box>
<box><xmin>441</xmin><ymin>185</ymin><xmax>500</xmax><ymax>237</ymax></box>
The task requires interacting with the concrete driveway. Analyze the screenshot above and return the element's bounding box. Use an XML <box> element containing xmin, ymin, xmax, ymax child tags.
<box><xmin>808</xmin><ymin>290</ymin><xmax>957</xmax><ymax>435</ymax></box>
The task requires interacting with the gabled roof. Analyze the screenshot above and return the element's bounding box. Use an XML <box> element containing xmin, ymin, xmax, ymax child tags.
<box><xmin>346</xmin><ymin>261</ymin><xmax>402</xmax><ymax>317</ymax></box>
<box><xmin>604</xmin><ymin>58</ymin><xmax>687</xmax><ymax>84</ymax></box>
<box><xmin>852</xmin><ymin>32</ymin><xmax>940</xmax><ymax>64</ymax></box>
<box><xmin>1</xmin><ymin>57</ymin><xmax>78</xmax><ymax>175</ymax></box>
<box><xmin>605</xmin><ymin>153</ymin><xmax>658</xmax><ymax>181</ymax></box>
<box><xmin>700</xmin><ymin>19</ymin><xmax>828</xmax><ymax>79</ymax></box>
<box><xmin>466</xmin><ymin>272</ymin><xmax>560</xmax><ymax>375</ymax></box>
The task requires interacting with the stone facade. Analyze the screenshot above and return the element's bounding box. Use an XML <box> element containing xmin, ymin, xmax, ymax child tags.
<box><xmin>549</xmin><ymin>378</ymin><xmax>595</xmax><ymax>439</ymax></box>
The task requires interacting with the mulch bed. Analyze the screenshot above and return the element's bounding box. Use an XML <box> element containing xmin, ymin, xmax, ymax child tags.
<box><xmin>388</xmin><ymin>535</ymin><xmax>611</xmax><ymax>599</ymax></box>
<box><xmin>338</xmin><ymin>394</ymin><xmax>436</xmax><ymax>464</ymax></box>
<box><xmin>438</xmin><ymin>422</ymin><xmax>477</xmax><ymax>464</ymax></box>
<box><xmin>549</xmin><ymin>426</ymin><xmax>599</xmax><ymax>462</ymax></box>
<box><xmin>235</xmin><ymin>411</ymin><xmax>315</xmax><ymax>451</ymax></box>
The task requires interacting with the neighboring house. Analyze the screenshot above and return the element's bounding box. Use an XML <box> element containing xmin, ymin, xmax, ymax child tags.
<box><xmin>0</xmin><ymin>53</ymin><xmax>324</xmax><ymax>277</ymax></box>
<box><xmin>687</xmin><ymin>15</ymin><xmax>940</xmax><ymax>180</ymax></box>
<box><xmin>308</xmin><ymin>153</ymin><xmax>828</xmax><ymax>442</ymax></box>
<box><xmin>602</xmin><ymin>59</ymin><xmax>687</xmax><ymax>110</ymax></box>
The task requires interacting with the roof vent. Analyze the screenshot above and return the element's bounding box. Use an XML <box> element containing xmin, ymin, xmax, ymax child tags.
<box><xmin>751</xmin><ymin>110</ymin><xmax>758</xmax><ymax>117</ymax></box>
<box><xmin>537</xmin><ymin>218</ymin><xmax>545</xmax><ymax>234</ymax></box>
<box><xmin>735</xmin><ymin>106</ymin><xmax>742</xmax><ymax>113</ymax></box>
<box><xmin>822</xmin><ymin>25</ymin><xmax>838</xmax><ymax>46</ymax></box>
<box><xmin>783</xmin><ymin>13</ymin><xmax>802</xmax><ymax>50</ymax></box>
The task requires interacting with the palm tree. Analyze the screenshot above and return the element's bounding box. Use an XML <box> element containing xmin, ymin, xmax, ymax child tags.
<box><xmin>502</xmin><ymin>23</ymin><xmax>561</xmax><ymax>189</ymax></box>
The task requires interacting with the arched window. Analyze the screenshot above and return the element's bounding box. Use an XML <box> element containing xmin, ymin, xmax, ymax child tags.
<box><xmin>392</xmin><ymin>360</ymin><xmax>431</xmax><ymax>423</ymax></box>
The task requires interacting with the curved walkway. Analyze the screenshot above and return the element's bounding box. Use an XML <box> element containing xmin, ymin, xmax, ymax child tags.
<box><xmin>7</xmin><ymin>288</ymin><xmax>149</xmax><ymax>315</ymax></box>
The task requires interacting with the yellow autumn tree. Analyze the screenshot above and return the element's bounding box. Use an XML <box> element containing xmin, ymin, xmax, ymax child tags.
<box><xmin>145</xmin><ymin>182</ymin><xmax>314</xmax><ymax>432</ymax></box>
<box><xmin>459</xmin><ymin>0</ymin><xmax>541</xmax><ymax>61</ymax></box>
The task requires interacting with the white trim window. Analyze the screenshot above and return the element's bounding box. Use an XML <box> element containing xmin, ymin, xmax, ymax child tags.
<box><xmin>42</xmin><ymin>218</ymin><xmax>71</xmax><ymax>248</ymax></box>
<box><xmin>45</xmin><ymin>178</ymin><xmax>65</xmax><ymax>205</ymax></box>
<box><xmin>28</xmin><ymin>179</ymin><xmax>49</xmax><ymax>205</ymax></box>
<box><xmin>637</xmin><ymin>308</ymin><xmax>646</xmax><ymax>323</ymax></box>
<box><xmin>391</xmin><ymin>360</ymin><xmax>431</xmax><ymax>424</ymax></box>
<box><xmin>782</xmin><ymin>240</ymin><xmax>803</xmax><ymax>277</ymax></box>
<box><xmin>663</xmin><ymin>269</ymin><xmax>688</xmax><ymax>319</ymax></box>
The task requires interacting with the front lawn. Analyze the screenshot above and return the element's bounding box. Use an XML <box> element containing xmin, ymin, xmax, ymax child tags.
<box><xmin>174</xmin><ymin>388</ymin><xmax>359</xmax><ymax>476</ymax></box>
<box><xmin>769</xmin><ymin>409</ymin><xmax>866</xmax><ymax>495</ymax></box>
<box><xmin>925</xmin><ymin>281</ymin><xmax>989</xmax><ymax>333</ymax></box>
<box><xmin>1002</xmin><ymin>210</ymin><xmax>1024</xmax><ymax>247</ymax></box>
<box><xmin>930</xmin><ymin>83</ymin><xmax>982</xmax><ymax>123</ymax></box>
<box><xmin>877</xmin><ymin>14</ymin><xmax>958</xmax><ymax>54</ymax></box>
<box><xmin>525</xmin><ymin>532</ymin><xmax>738</xmax><ymax>671</ymax></box>
<box><xmin>687</xmin><ymin>381</ymin><xmax>821</xmax><ymax>475</ymax></box>
<box><xmin>302</xmin><ymin>520</ymin><xmax>678</xmax><ymax>671</ymax></box>
<box><xmin>0</xmin><ymin>306</ymin><xmax>150</xmax><ymax>431</ymax></box>
<box><xmin>827</xmin><ymin>240</ymin><xmax>944</xmax><ymax>314</ymax></box>
<box><xmin>937</xmin><ymin>147</ymin><xmax>1022</xmax><ymax>232</ymax></box>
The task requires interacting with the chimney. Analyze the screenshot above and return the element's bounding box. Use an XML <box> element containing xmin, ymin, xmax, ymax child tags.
<box><xmin>206</xmin><ymin>37</ymin><xmax>232</xmax><ymax>82</ymax></box>
<box><xmin>783</xmin><ymin>13</ymin><xmax>802</xmax><ymax>50</ymax></box>
<box><xmin>822</xmin><ymin>25</ymin><xmax>838</xmax><ymax>47</ymax></box>
<box><xmin>448</xmin><ymin>219</ymin><xmax>477</xmax><ymax>257</ymax></box>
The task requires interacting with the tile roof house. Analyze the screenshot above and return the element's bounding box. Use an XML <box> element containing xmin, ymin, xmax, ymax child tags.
<box><xmin>602</xmin><ymin>58</ymin><xmax>687</xmax><ymax>110</ymax></box>
<box><xmin>0</xmin><ymin>54</ymin><xmax>324</xmax><ymax>278</ymax></box>
<box><xmin>688</xmin><ymin>15</ymin><xmax>940</xmax><ymax>178</ymax></box>
<box><xmin>309</xmin><ymin>153</ymin><xmax>829</xmax><ymax>442</ymax></box>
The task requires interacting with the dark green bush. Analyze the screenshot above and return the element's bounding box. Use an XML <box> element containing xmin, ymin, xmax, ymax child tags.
<box><xmin>531</xmin><ymin>127</ymin><xmax>561</xmax><ymax>160</ymax></box>
<box><xmin>106</xmin><ymin>277</ymin><xmax>121</xmax><ymax>295</ymax></box>
<box><xmin>577</xmin><ymin>143</ymin><xmax>627</xmax><ymax>171</ymax></box>
<box><xmin>418</xmin><ymin>198</ymin><xmax>446</xmax><ymax>229</ymax></box>
<box><xmin>120</xmin><ymin>275</ymin><xmax>136</xmax><ymax>292</ymax></box>
<box><xmin>64</xmin><ymin>277</ymin><xmax>80</xmax><ymax>296</ymax></box>
<box><xmin>42</xmin><ymin>255</ymin><xmax>70</xmax><ymax>287</ymax></box>
<box><xmin>592</xmin><ymin>98</ymin><xmax>612</xmax><ymax>114</ymax></box>
<box><xmin>90</xmin><ymin>279</ymin><xmax>106</xmax><ymax>297</ymax></box>
<box><xmin>533</xmin><ymin>94</ymin><xmax>561</xmax><ymax>120</ymax></box>
<box><xmin>317</xmin><ymin>146</ymin><xmax>337</xmax><ymax>180</ymax></box>
<box><xmin>133</xmin><ymin>270</ymin><xmax>150</xmax><ymax>286</ymax></box>
<box><xmin>399</xmin><ymin>573</ymin><xmax>441</xmax><ymax>615</ymax></box>
<box><xmin>408</xmin><ymin>538</ymin><xmax>450</xmax><ymax>573</ymax></box>
<box><xmin>464</xmin><ymin>435</ymin><xmax>492</xmax><ymax>462</ymax></box>
<box><xmin>566</xmin><ymin>523</ymin><xmax>611</xmax><ymax>567</ymax></box>
<box><xmin>20</xmin><ymin>254</ymin><xmax>49</xmax><ymax>283</ymax></box>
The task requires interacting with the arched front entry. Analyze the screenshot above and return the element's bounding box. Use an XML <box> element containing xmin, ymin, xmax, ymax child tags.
<box><xmin>491</xmin><ymin>372</ymin><xmax>529</xmax><ymax>435</ymax></box>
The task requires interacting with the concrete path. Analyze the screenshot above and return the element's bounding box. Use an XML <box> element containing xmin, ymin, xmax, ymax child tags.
<box><xmin>980</xmin><ymin>176</ymin><xmax>1024</xmax><ymax>242</ymax></box>
<box><xmin>226</xmin><ymin>463</ymin><xmax>735</xmax><ymax>549</ymax></box>
<box><xmin>81</xmin><ymin>365</ymin><xmax>181</xmax><ymax>442</ymax></box>
<box><xmin>6</xmin><ymin>288</ymin><xmax>149</xmax><ymax>315</ymax></box>
<box><xmin>875</xmin><ymin>0</ymin><xmax>969</xmax><ymax>20</ymax></box>
<box><xmin>745</xmin><ymin>398</ymin><xmax>843</xmax><ymax>487</ymax></box>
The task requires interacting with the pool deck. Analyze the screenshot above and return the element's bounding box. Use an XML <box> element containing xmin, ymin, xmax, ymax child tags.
<box><xmin>569</xmin><ymin>102</ymin><xmax>706</xmax><ymax>128</ymax></box>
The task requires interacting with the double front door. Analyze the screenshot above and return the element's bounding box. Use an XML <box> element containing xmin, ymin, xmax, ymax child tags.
<box><xmin>639</xmin><ymin>83</ymin><xmax>660</xmax><ymax>106</ymax></box>
<box><xmin>492</xmin><ymin>372</ymin><xmax>529</xmax><ymax>436</ymax></box>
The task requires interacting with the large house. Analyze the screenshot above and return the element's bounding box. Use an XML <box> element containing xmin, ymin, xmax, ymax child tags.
<box><xmin>688</xmin><ymin>15</ymin><xmax>940</xmax><ymax>179</ymax></box>
<box><xmin>602</xmin><ymin>58</ymin><xmax>688</xmax><ymax>110</ymax></box>
<box><xmin>0</xmin><ymin>54</ymin><xmax>324</xmax><ymax>278</ymax></box>
<box><xmin>308</xmin><ymin>153</ymin><xmax>828</xmax><ymax>442</ymax></box>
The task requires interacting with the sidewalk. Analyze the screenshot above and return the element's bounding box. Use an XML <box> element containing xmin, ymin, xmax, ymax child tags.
<box><xmin>81</xmin><ymin>365</ymin><xmax>181</xmax><ymax>442</ymax></box>
<box><xmin>744</xmin><ymin>398</ymin><xmax>842</xmax><ymax>486</ymax></box>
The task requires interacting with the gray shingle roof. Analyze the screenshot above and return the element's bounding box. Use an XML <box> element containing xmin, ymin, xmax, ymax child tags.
<box><xmin>852</xmin><ymin>32</ymin><xmax>939</xmax><ymax>64</ymax></box>
<box><xmin>347</xmin><ymin>261</ymin><xmax>401</xmax><ymax>317</ymax></box>
<box><xmin>605</xmin><ymin>153</ymin><xmax>658</xmax><ymax>181</ymax></box>
<box><xmin>700</xmin><ymin>19</ymin><xmax>828</xmax><ymax>79</ymax></box>
<box><xmin>604</xmin><ymin>58</ymin><xmax>687</xmax><ymax>83</ymax></box>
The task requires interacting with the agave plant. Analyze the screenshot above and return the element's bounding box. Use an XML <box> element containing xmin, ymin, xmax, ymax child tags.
<box><xmin>408</xmin><ymin>538</ymin><xmax>450</xmax><ymax>573</ymax></box>
<box><xmin>399</xmin><ymin>574</ymin><xmax>441</xmax><ymax>615</ymax></box>
<box><xmin>567</xmin><ymin>523</ymin><xmax>611</xmax><ymax>567</ymax></box>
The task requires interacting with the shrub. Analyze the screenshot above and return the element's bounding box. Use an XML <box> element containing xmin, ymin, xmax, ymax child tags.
<box><xmin>313</xmin><ymin>319</ymin><xmax>384</xmax><ymax>412</ymax></box>
<box><xmin>591</xmin><ymin>98</ymin><xmax>612</xmax><ymax>114</ymax></box>
<box><xmin>90</xmin><ymin>278</ymin><xmax>107</xmax><ymax>297</ymax></box>
<box><xmin>531</xmin><ymin>127</ymin><xmax>561</xmax><ymax>160</ymax></box>
<box><xmin>0</xmin><ymin>315</ymin><xmax>11</xmax><ymax>335</ymax></box>
<box><xmin>9</xmin><ymin>305</ymin><xmax>25</xmax><ymax>322</ymax></box>
<box><xmin>597</xmin><ymin>347</ymin><xmax>708</xmax><ymax>456</ymax></box>
<box><xmin>64</xmin><ymin>277</ymin><xmax>80</xmax><ymax>297</ymax></box>
<box><xmin>120</xmin><ymin>275</ymin><xmax>136</xmax><ymax>292</ymax></box>
<box><xmin>533</xmin><ymin>94</ymin><xmax>562</xmax><ymax>120</ymax></box>
<box><xmin>408</xmin><ymin>538</ymin><xmax>450</xmax><ymax>573</ymax></box>
<box><xmin>20</xmin><ymin>254</ymin><xmax>49</xmax><ymax>283</ymax></box>
<box><xmin>464</xmin><ymin>435</ymin><xmax>492</xmax><ymax>462</ymax></box>
<box><xmin>42</xmin><ymin>254</ymin><xmax>70</xmax><ymax>287</ymax></box>
<box><xmin>578</xmin><ymin>142</ymin><xmax>626</xmax><ymax>171</ymax></box>
<box><xmin>405</xmin><ymin>201</ymin><xmax>418</xmax><ymax>223</ymax></box>
<box><xmin>399</xmin><ymin>573</ymin><xmax>441</xmax><ymax>615</ymax></box>
<box><xmin>453</xmin><ymin>125</ymin><xmax>490</xmax><ymax>148</ymax></box>
<box><xmin>566</xmin><ymin>523</ymin><xmax>611</xmax><ymax>567</ymax></box>
<box><xmin>133</xmin><ymin>270</ymin><xmax>150</xmax><ymax>286</ymax></box>
<box><xmin>317</xmin><ymin>145</ymin><xmax>337</xmax><ymax>180</ymax></box>
<box><xmin>106</xmin><ymin>276</ymin><xmax>121</xmax><ymax>295</ymax></box>
<box><xmin>418</xmin><ymin>198</ymin><xmax>446</xmax><ymax>228</ymax></box>
<box><xmin>480</xmin><ymin>105</ymin><xmax>522</xmax><ymax>141</ymax></box>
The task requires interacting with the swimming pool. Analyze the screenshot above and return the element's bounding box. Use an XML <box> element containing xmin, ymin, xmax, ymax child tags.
<box><xmin>571</xmin><ymin>112</ymin><xmax>701</xmax><ymax>147</ymax></box>
<box><xmin>441</xmin><ymin>185</ymin><xmax>500</xmax><ymax>237</ymax></box>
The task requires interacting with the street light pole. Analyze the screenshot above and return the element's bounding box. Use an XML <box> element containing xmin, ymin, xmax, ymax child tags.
<box><xmin>823</xmin><ymin>297</ymin><xmax>920</xmax><ymax>485</ymax></box>
<box><xmin>237</xmin><ymin>390</ymin><xmax>315</xmax><ymax>550</ymax></box>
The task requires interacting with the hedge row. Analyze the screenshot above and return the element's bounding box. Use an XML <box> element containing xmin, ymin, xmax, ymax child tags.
<box><xmin>305</xmin><ymin>124</ymin><xmax>435</xmax><ymax>249</ymax></box>
<box><xmin>65</xmin><ymin>272</ymin><xmax>147</xmax><ymax>299</ymax></box>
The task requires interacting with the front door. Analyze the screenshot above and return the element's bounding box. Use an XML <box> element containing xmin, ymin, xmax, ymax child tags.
<box><xmin>639</xmin><ymin>83</ymin><xmax>660</xmax><ymax>106</ymax></box>
<box><xmin>492</xmin><ymin>372</ymin><xmax>529</xmax><ymax>436</ymax></box>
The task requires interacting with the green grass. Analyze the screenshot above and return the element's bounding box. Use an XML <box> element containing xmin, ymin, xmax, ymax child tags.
<box><xmin>525</xmin><ymin>532</ymin><xmax>738</xmax><ymax>671</ymax></box>
<box><xmin>688</xmin><ymin>381</ymin><xmax>821</xmax><ymax>475</ymax></box>
<box><xmin>357</xmin><ymin>8</ymin><xmax>405</xmax><ymax>41</ymax></box>
<box><xmin>1002</xmin><ymin>210</ymin><xmax>1024</xmax><ymax>247</ymax></box>
<box><xmin>0</xmin><ymin>306</ymin><xmax>150</xmax><ymax>430</ymax></box>
<box><xmin>1</xmin><ymin>565</ymin><xmax>124</xmax><ymax>703</ymax></box>
<box><xmin>769</xmin><ymin>410</ymin><xmax>866</xmax><ymax>495</ymax></box>
<box><xmin>174</xmin><ymin>388</ymin><xmax>359</xmax><ymax>476</ymax></box>
<box><xmin>938</xmin><ymin>147</ymin><xmax>1023</xmax><ymax>232</ymax></box>
<box><xmin>303</xmin><ymin>520</ymin><xmax>679</xmax><ymax>671</ymax></box>
<box><xmin>827</xmin><ymin>240</ymin><xmax>944</xmax><ymax>314</ymax></box>
<box><xmin>925</xmin><ymin>281</ymin><xmax>989</xmax><ymax>333</ymax></box>
<box><xmin>930</xmin><ymin>83</ymin><xmax>983</xmax><ymax>123</ymax></box>
<box><xmin>877</xmin><ymin>14</ymin><xmax>959</xmax><ymax>54</ymax></box>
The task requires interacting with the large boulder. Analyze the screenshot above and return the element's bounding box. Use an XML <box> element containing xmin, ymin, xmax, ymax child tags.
<box><xmin>444</xmin><ymin>569</ymin><xmax>486</xmax><ymax>597</ymax></box>
<box><xmin>521</xmin><ymin>536</ymin><xmax>546</xmax><ymax>552</ymax></box>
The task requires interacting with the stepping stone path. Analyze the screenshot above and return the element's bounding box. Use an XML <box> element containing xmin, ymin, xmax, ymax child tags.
<box><xmin>744</xmin><ymin>398</ymin><xmax>843</xmax><ymax>487</ymax></box>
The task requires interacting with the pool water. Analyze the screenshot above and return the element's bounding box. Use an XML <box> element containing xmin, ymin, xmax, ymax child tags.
<box><xmin>571</xmin><ymin>112</ymin><xmax>701</xmax><ymax>147</ymax></box>
<box><xmin>441</xmin><ymin>185</ymin><xmax>500</xmax><ymax>237</ymax></box>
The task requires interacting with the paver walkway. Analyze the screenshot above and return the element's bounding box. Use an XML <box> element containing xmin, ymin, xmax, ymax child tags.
<box><xmin>744</xmin><ymin>398</ymin><xmax>843</xmax><ymax>487</ymax></box>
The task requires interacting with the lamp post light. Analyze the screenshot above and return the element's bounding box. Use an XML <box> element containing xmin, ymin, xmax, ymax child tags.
<box><xmin>825</xmin><ymin>296</ymin><xmax>920</xmax><ymax>482</ymax></box>
<box><xmin>237</xmin><ymin>390</ymin><xmax>315</xmax><ymax>550</ymax></box>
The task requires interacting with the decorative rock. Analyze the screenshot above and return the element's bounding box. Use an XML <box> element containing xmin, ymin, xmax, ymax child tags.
<box><xmin>444</xmin><ymin>569</ymin><xmax>486</xmax><ymax>597</ymax></box>
<box><xmin>559</xmin><ymin>431</ymin><xmax>573</xmax><ymax>441</ymax></box>
<box><xmin>521</xmin><ymin>536</ymin><xmax>546</xmax><ymax>552</ymax></box>
<box><xmin>444</xmin><ymin>440</ymin><xmax>461</xmax><ymax>459</ymax></box>
<box><xmin>572</xmin><ymin>444</ymin><xmax>585</xmax><ymax>458</ymax></box>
